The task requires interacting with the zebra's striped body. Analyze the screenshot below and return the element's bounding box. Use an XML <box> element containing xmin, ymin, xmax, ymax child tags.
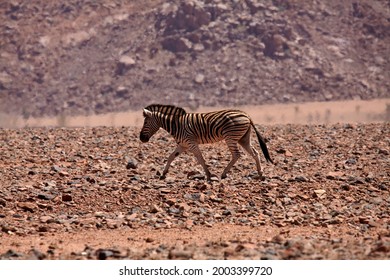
<box><xmin>140</xmin><ymin>104</ymin><xmax>273</xmax><ymax>181</ymax></box>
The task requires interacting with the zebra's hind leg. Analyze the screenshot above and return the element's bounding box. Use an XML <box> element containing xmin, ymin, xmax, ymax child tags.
<box><xmin>161</xmin><ymin>145</ymin><xmax>186</xmax><ymax>179</ymax></box>
<box><xmin>238</xmin><ymin>129</ymin><xmax>263</xmax><ymax>178</ymax></box>
<box><xmin>221</xmin><ymin>141</ymin><xmax>241</xmax><ymax>179</ymax></box>
<box><xmin>188</xmin><ymin>145</ymin><xmax>213</xmax><ymax>182</ymax></box>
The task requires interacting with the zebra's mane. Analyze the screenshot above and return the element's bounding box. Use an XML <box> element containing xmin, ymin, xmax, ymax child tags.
<box><xmin>145</xmin><ymin>104</ymin><xmax>187</xmax><ymax>117</ymax></box>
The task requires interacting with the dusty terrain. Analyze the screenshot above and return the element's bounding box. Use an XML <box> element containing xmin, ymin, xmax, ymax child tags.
<box><xmin>1</xmin><ymin>121</ymin><xmax>389</xmax><ymax>259</ymax></box>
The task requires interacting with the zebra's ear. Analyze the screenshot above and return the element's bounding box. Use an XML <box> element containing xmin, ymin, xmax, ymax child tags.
<box><xmin>143</xmin><ymin>109</ymin><xmax>153</xmax><ymax>117</ymax></box>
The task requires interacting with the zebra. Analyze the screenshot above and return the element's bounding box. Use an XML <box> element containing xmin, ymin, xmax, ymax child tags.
<box><xmin>139</xmin><ymin>104</ymin><xmax>273</xmax><ymax>181</ymax></box>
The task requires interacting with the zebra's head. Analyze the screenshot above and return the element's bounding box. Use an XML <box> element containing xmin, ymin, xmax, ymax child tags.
<box><xmin>140</xmin><ymin>108</ymin><xmax>159</xmax><ymax>143</ymax></box>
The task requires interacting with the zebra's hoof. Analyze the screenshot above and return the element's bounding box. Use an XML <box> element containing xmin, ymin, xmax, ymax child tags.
<box><xmin>158</xmin><ymin>171</ymin><xmax>166</xmax><ymax>180</ymax></box>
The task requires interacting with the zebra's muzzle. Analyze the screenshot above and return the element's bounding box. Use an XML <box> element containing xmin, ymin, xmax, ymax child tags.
<box><xmin>140</xmin><ymin>133</ymin><xmax>150</xmax><ymax>143</ymax></box>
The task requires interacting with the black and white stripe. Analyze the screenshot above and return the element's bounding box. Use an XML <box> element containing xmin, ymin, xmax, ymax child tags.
<box><xmin>140</xmin><ymin>104</ymin><xmax>273</xmax><ymax>181</ymax></box>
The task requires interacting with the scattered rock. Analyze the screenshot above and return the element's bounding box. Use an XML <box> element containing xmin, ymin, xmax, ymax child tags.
<box><xmin>168</xmin><ymin>249</ymin><xmax>193</xmax><ymax>260</ymax></box>
<box><xmin>284</xmin><ymin>150</ymin><xmax>293</xmax><ymax>157</ymax></box>
<box><xmin>145</xmin><ymin>237</ymin><xmax>154</xmax><ymax>243</ymax></box>
<box><xmin>314</xmin><ymin>189</ymin><xmax>326</xmax><ymax>198</ymax></box>
<box><xmin>96</xmin><ymin>249</ymin><xmax>114</xmax><ymax>260</ymax></box>
<box><xmin>116</xmin><ymin>56</ymin><xmax>136</xmax><ymax>75</ymax></box>
<box><xmin>326</xmin><ymin>171</ymin><xmax>344</xmax><ymax>180</ymax></box>
<box><xmin>40</xmin><ymin>215</ymin><xmax>54</xmax><ymax>223</ymax></box>
<box><xmin>126</xmin><ymin>158</ymin><xmax>138</xmax><ymax>169</ymax></box>
<box><xmin>150</xmin><ymin>204</ymin><xmax>162</xmax><ymax>213</ymax></box>
<box><xmin>194</xmin><ymin>74</ymin><xmax>205</xmax><ymax>84</ymax></box>
<box><xmin>294</xmin><ymin>176</ymin><xmax>308</xmax><ymax>182</ymax></box>
<box><xmin>37</xmin><ymin>193</ymin><xmax>55</xmax><ymax>200</ymax></box>
<box><xmin>161</xmin><ymin>36</ymin><xmax>192</xmax><ymax>53</ymax></box>
<box><xmin>17</xmin><ymin>202</ymin><xmax>37</xmax><ymax>212</ymax></box>
<box><xmin>62</xmin><ymin>194</ymin><xmax>72</xmax><ymax>202</ymax></box>
<box><xmin>1</xmin><ymin>123</ymin><xmax>389</xmax><ymax>260</ymax></box>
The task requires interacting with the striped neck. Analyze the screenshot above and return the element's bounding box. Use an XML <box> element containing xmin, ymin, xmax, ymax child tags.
<box><xmin>154</xmin><ymin>112</ymin><xmax>180</xmax><ymax>136</ymax></box>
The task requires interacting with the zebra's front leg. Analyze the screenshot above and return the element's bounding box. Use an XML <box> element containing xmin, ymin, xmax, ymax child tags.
<box><xmin>161</xmin><ymin>145</ymin><xmax>185</xmax><ymax>179</ymax></box>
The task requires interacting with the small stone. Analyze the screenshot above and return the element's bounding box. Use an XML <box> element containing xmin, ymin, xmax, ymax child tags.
<box><xmin>168</xmin><ymin>207</ymin><xmax>180</xmax><ymax>214</ymax></box>
<box><xmin>271</xmin><ymin>234</ymin><xmax>285</xmax><ymax>244</ymax></box>
<box><xmin>194</xmin><ymin>74</ymin><xmax>205</xmax><ymax>84</ymax></box>
<box><xmin>17</xmin><ymin>202</ymin><xmax>37</xmax><ymax>212</ymax></box>
<box><xmin>161</xmin><ymin>37</ymin><xmax>192</xmax><ymax>53</ymax></box>
<box><xmin>168</xmin><ymin>249</ymin><xmax>193</xmax><ymax>259</ymax></box>
<box><xmin>40</xmin><ymin>215</ymin><xmax>54</xmax><ymax>223</ymax></box>
<box><xmin>187</xmin><ymin>171</ymin><xmax>205</xmax><ymax>180</ymax></box>
<box><xmin>38</xmin><ymin>225</ymin><xmax>49</xmax><ymax>232</ymax></box>
<box><xmin>222</xmin><ymin>209</ymin><xmax>232</xmax><ymax>216</ymax></box>
<box><xmin>159</xmin><ymin>188</ymin><xmax>171</xmax><ymax>194</ymax></box>
<box><xmin>326</xmin><ymin>171</ymin><xmax>344</xmax><ymax>180</ymax></box>
<box><xmin>358</xmin><ymin>216</ymin><xmax>370</xmax><ymax>224</ymax></box>
<box><xmin>345</xmin><ymin>158</ymin><xmax>357</xmax><ymax>165</ymax></box>
<box><xmin>150</xmin><ymin>204</ymin><xmax>162</xmax><ymax>213</ymax></box>
<box><xmin>62</xmin><ymin>30</ymin><xmax>91</xmax><ymax>47</ymax></box>
<box><xmin>51</xmin><ymin>165</ymin><xmax>61</xmax><ymax>172</ymax></box>
<box><xmin>184</xmin><ymin>193</ymin><xmax>202</xmax><ymax>201</ymax></box>
<box><xmin>62</xmin><ymin>194</ymin><xmax>72</xmax><ymax>202</ymax></box>
<box><xmin>116</xmin><ymin>86</ymin><xmax>129</xmax><ymax>97</ymax></box>
<box><xmin>145</xmin><ymin>237</ymin><xmax>154</xmax><ymax>243</ymax></box>
<box><xmin>28</xmin><ymin>170</ymin><xmax>36</xmax><ymax>175</ymax></box>
<box><xmin>37</xmin><ymin>193</ymin><xmax>55</xmax><ymax>200</ymax></box>
<box><xmin>29</xmin><ymin>249</ymin><xmax>46</xmax><ymax>260</ymax></box>
<box><xmin>378</xmin><ymin>183</ymin><xmax>388</xmax><ymax>191</ymax></box>
<box><xmin>106</xmin><ymin>219</ymin><xmax>119</xmax><ymax>229</ymax></box>
<box><xmin>2</xmin><ymin>250</ymin><xmax>23</xmax><ymax>258</ymax></box>
<box><xmin>126</xmin><ymin>158</ymin><xmax>138</xmax><ymax>169</ymax></box>
<box><xmin>96</xmin><ymin>249</ymin><xmax>114</xmax><ymax>260</ymax></box>
<box><xmin>295</xmin><ymin>175</ymin><xmax>308</xmax><ymax>182</ymax></box>
<box><xmin>344</xmin><ymin>123</ymin><xmax>356</xmax><ymax>129</ymax></box>
<box><xmin>368</xmin><ymin>220</ymin><xmax>380</xmax><ymax>228</ymax></box>
<box><xmin>125</xmin><ymin>213</ymin><xmax>138</xmax><ymax>221</ymax></box>
<box><xmin>210</xmin><ymin>196</ymin><xmax>223</xmax><ymax>203</ymax></box>
<box><xmin>177</xmin><ymin>203</ymin><xmax>190</xmax><ymax>212</ymax></box>
<box><xmin>59</xmin><ymin>170</ymin><xmax>69</xmax><ymax>176</ymax></box>
<box><xmin>314</xmin><ymin>189</ymin><xmax>326</xmax><ymax>198</ymax></box>
<box><xmin>285</xmin><ymin>150</ymin><xmax>293</xmax><ymax>157</ymax></box>
<box><xmin>116</xmin><ymin>56</ymin><xmax>136</xmax><ymax>75</ymax></box>
<box><xmin>185</xmin><ymin>219</ymin><xmax>194</xmax><ymax>229</ymax></box>
<box><xmin>193</xmin><ymin>43</ymin><xmax>204</xmax><ymax>52</ymax></box>
<box><xmin>94</xmin><ymin>212</ymin><xmax>106</xmax><ymax>218</ymax></box>
<box><xmin>119</xmin><ymin>55</ymin><xmax>135</xmax><ymax>66</ymax></box>
<box><xmin>0</xmin><ymin>198</ymin><xmax>6</xmax><ymax>207</ymax></box>
<box><xmin>45</xmin><ymin>181</ymin><xmax>57</xmax><ymax>188</ymax></box>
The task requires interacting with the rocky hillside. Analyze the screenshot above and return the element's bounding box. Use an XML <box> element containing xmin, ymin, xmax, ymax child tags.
<box><xmin>0</xmin><ymin>0</ymin><xmax>389</xmax><ymax>118</ymax></box>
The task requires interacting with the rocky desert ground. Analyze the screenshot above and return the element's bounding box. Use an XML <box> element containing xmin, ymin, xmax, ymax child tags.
<box><xmin>0</xmin><ymin>0</ymin><xmax>389</xmax><ymax>260</ymax></box>
<box><xmin>0</xmin><ymin>122</ymin><xmax>389</xmax><ymax>259</ymax></box>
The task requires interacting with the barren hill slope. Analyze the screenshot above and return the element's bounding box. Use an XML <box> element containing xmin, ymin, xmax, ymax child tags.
<box><xmin>0</xmin><ymin>0</ymin><xmax>389</xmax><ymax>118</ymax></box>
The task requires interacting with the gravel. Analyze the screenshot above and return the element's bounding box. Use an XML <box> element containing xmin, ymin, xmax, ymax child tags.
<box><xmin>0</xmin><ymin>123</ymin><xmax>389</xmax><ymax>259</ymax></box>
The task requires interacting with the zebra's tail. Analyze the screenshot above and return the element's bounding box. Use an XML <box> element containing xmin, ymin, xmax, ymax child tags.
<box><xmin>251</xmin><ymin>123</ymin><xmax>274</xmax><ymax>164</ymax></box>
